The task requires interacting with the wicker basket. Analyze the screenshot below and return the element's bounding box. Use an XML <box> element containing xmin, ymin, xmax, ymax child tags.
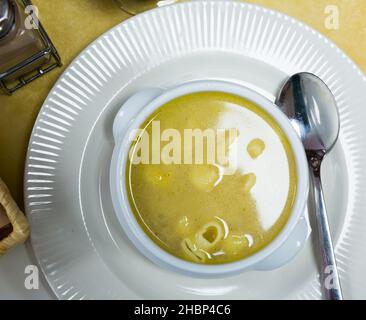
<box><xmin>0</xmin><ymin>178</ymin><xmax>30</xmax><ymax>256</ymax></box>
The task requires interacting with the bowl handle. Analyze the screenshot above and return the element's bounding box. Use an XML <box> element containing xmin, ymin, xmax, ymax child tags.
<box><xmin>253</xmin><ymin>213</ymin><xmax>311</xmax><ymax>271</ymax></box>
<box><xmin>113</xmin><ymin>88</ymin><xmax>164</xmax><ymax>141</ymax></box>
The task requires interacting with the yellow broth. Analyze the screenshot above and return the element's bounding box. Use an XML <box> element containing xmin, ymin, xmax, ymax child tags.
<box><xmin>126</xmin><ymin>92</ymin><xmax>297</xmax><ymax>264</ymax></box>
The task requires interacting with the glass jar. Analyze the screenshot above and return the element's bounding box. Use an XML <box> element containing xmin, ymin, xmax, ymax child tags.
<box><xmin>0</xmin><ymin>0</ymin><xmax>61</xmax><ymax>94</ymax></box>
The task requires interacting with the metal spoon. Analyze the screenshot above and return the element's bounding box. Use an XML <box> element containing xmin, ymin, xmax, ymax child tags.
<box><xmin>276</xmin><ymin>72</ymin><xmax>343</xmax><ymax>300</ymax></box>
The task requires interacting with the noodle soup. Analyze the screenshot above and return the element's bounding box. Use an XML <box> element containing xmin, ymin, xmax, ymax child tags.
<box><xmin>126</xmin><ymin>91</ymin><xmax>297</xmax><ymax>264</ymax></box>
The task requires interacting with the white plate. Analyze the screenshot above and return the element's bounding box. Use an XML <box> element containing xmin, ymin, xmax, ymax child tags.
<box><xmin>25</xmin><ymin>1</ymin><xmax>366</xmax><ymax>299</ymax></box>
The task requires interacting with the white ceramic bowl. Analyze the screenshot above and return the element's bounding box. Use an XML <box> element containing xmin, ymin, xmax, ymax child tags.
<box><xmin>110</xmin><ymin>80</ymin><xmax>310</xmax><ymax>278</ymax></box>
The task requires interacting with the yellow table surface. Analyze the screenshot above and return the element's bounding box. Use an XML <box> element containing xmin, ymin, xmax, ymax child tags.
<box><xmin>0</xmin><ymin>0</ymin><xmax>365</xmax><ymax>207</ymax></box>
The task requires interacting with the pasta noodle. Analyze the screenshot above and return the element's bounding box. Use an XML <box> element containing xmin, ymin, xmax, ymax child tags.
<box><xmin>195</xmin><ymin>221</ymin><xmax>224</xmax><ymax>250</ymax></box>
<box><xmin>181</xmin><ymin>238</ymin><xmax>207</xmax><ymax>263</ymax></box>
<box><xmin>247</xmin><ymin>138</ymin><xmax>265</xmax><ymax>159</ymax></box>
<box><xmin>241</xmin><ymin>173</ymin><xmax>256</xmax><ymax>193</ymax></box>
<box><xmin>189</xmin><ymin>164</ymin><xmax>219</xmax><ymax>192</ymax></box>
<box><xmin>180</xmin><ymin>220</ymin><xmax>226</xmax><ymax>263</ymax></box>
<box><xmin>222</xmin><ymin>233</ymin><xmax>248</xmax><ymax>256</ymax></box>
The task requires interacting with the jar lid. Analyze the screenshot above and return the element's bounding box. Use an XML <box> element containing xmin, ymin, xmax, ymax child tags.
<box><xmin>0</xmin><ymin>0</ymin><xmax>15</xmax><ymax>39</ymax></box>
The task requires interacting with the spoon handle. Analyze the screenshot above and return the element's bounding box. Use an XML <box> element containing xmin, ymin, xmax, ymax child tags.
<box><xmin>310</xmin><ymin>169</ymin><xmax>343</xmax><ymax>300</ymax></box>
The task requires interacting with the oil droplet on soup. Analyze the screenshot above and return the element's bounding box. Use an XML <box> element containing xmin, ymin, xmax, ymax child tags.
<box><xmin>126</xmin><ymin>92</ymin><xmax>297</xmax><ymax>264</ymax></box>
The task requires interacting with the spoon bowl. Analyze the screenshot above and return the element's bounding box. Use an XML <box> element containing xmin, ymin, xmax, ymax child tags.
<box><xmin>276</xmin><ymin>72</ymin><xmax>340</xmax><ymax>154</ymax></box>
